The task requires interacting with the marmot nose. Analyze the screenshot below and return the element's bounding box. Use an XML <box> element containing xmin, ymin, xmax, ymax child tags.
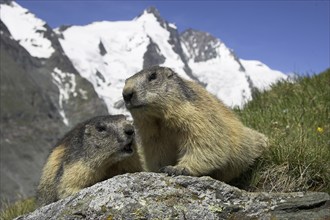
<box><xmin>123</xmin><ymin>90</ymin><xmax>134</xmax><ymax>102</ymax></box>
<box><xmin>124</xmin><ymin>125</ymin><xmax>135</xmax><ymax>136</ymax></box>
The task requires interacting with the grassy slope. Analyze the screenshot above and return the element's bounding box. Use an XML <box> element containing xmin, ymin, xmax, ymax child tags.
<box><xmin>0</xmin><ymin>198</ymin><xmax>36</xmax><ymax>220</ymax></box>
<box><xmin>235</xmin><ymin>69</ymin><xmax>330</xmax><ymax>193</ymax></box>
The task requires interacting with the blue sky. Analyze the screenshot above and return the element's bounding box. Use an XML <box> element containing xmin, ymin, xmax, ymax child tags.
<box><xmin>17</xmin><ymin>0</ymin><xmax>329</xmax><ymax>75</ymax></box>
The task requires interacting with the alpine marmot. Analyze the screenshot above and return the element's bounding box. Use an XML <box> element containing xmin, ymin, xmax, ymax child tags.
<box><xmin>122</xmin><ymin>66</ymin><xmax>268</xmax><ymax>182</ymax></box>
<box><xmin>37</xmin><ymin>115</ymin><xmax>142</xmax><ymax>205</ymax></box>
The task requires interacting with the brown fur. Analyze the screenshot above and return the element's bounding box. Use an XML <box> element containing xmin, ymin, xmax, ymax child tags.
<box><xmin>56</xmin><ymin>152</ymin><xmax>141</xmax><ymax>199</ymax></box>
<box><xmin>123</xmin><ymin>66</ymin><xmax>268</xmax><ymax>182</ymax></box>
<box><xmin>37</xmin><ymin>145</ymin><xmax>66</xmax><ymax>203</ymax></box>
<box><xmin>37</xmin><ymin>115</ymin><xmax>142</xmax><ymax>205</ymax></box>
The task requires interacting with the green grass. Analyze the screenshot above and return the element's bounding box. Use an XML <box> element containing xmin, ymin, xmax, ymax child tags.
<box><xmin>0</xmin><ymin>198</ymin><xmax>36</xmax><ymax>220</ymax></box>
<box><xmin>235</xmin><ymin>69</ymin><xmax>330</xmax><ymax>193</ymax></box>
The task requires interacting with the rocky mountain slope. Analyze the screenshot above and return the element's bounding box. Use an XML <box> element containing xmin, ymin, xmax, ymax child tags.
<box><xmin>0</xmin><ymin>0</ymin><xmax>108</xmax><ymax>205</ymax></box>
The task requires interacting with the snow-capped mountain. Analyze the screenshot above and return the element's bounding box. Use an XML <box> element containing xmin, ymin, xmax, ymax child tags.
<box><xmin>57</xmin><ymin>6</ymin><xmax>287</xmax><ymax>111</ymax></box>
<box><xmin>0</xmin><ymin>0</ymin><xmax>54</xmax><ymax>58</ymax></box>
<box><xmin>56</xmin><ymin>7</ymin><xmax>193</xmax><ymax>115</ymax></box>
<box><xmin>0</xmin><ymin>0</ymin><xmax>107</xmax><ymax>125</ymax></box>
<box><xmin>181</xmin><ymin>29</ymin><xmax>253</xmax><ymax>106</ymax></box>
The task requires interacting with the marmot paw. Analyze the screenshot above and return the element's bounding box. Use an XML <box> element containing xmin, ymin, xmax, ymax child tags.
<box><xmin>159</xmin><ymin>165</ymin><xmax>191</xmax><ymax>176</ymax></box>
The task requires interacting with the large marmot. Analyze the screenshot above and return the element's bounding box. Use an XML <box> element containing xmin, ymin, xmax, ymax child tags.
<box><xmin>37</xmin><ymin>115</ymin><xmax>142</xmax><ymax>205</ymax></box>
<box><xmin>122</xmin><ymin>66</ymin><xmax>268</xmax><ymax>183</ymax></box>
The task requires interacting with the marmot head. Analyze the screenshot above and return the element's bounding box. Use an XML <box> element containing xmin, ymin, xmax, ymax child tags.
<box><xmin>80</xmin><ymin>115</ymin><xmax>135</xmax><ymax>166</ymax></box>
<box><xmin>122</xmin><ymin>66</ymin><xmax>195</xmax><ymax>115</ymax></box>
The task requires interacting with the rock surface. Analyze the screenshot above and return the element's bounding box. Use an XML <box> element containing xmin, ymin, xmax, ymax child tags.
<box><xmin>17</xmin><ymin>172</ymin><xmax>330</xmax><ymax>220</ymax></box>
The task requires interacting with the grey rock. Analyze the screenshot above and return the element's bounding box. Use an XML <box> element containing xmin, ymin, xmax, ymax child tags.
<box><xmin>113</xmin><ymin>100</ymin><xmax>125</xmax><ymax>110</ymax></box>
<box><xmin>181</xmin><ymin>29</ymin><xmax>220</xmax><ymax>63</ymax></box>
<box><xmin>98</xmin><ymin>40</ymin><xmax>107</xmax><ymax>56</ymax></box>
<box><xmin>143</xmin><ymin>36</ymin><xmax>166</xmax><ymax>68</ymax></box>
<box><xmin>0</xmin><ymin>0</ymin><xmax>12</xmax><ymax>5</ymax></box>
<box><xmin>17</xmin><ymin>173</ymin><xmax>330</xmax><ymax>220</ymax></box>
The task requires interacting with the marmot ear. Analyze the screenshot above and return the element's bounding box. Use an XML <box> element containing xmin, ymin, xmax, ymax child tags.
<box><xmin>84</xmin><ymin>125</ymin><xmax>92</xmax><ymax>136</ymax></box>
<box><xmin>95</xmin><ymin>122</ymin><xmax>107</xmax><ymax>132</ymax></box>
<box><xmin>166</xmin><ymin>68</ymin><xmax>174</xmax><ymax>78</ymax></box>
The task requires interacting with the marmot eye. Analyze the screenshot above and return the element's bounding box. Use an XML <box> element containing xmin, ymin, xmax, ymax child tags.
<box><xmin>95</xmin><ymin>124</ymin><xmax>106</xmax><ymax>132</ymax></box>
<box><xmin>148</xmin><ymin>72</ymin><xmax>157</xmax><ymax>81</ymax></box>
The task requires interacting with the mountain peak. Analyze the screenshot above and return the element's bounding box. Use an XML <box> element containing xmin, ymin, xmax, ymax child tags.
<box><xmin>137</xmin><ymin>6</ymin><xmax>162</xmax><ymax>19</ymax></box>
<box><xmin>145</xmin><ymin>6</ymin><xmax>161</xmax><ymax>17</ymax></box>
<box><xmin>137</xmin><ymin>6</ymin><xmax>166</xmax><ymax>26</ymax></box>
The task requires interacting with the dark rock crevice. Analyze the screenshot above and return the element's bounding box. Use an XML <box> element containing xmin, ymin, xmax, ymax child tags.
<box><xmin>143</xmin><ymin>36</ymin><xmax>166</xmax><ymax>68</ymax></box>
<box><xmin>98</xmin><ymin>40</ymin><xmax>107</xmax><ymax>56</ymax></box>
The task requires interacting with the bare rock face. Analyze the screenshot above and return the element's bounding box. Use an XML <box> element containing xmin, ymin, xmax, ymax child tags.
<box><xmin>16</xmin><ymin>172</ymin><xmax>330</xmax><ymax>220</ymax></box>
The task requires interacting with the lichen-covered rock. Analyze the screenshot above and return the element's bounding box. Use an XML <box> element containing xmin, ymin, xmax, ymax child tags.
<box><xmin>16</xmin><ymin>172</ymin><xmax>330</xmax><ymax>220</ymax></box>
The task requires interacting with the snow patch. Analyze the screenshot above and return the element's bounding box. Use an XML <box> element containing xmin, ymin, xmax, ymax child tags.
<box><xmin>51</xmin><ymin>68</ymin><xmax>77</xmax><ymax>126</ymax></box>
<box><xmin>240</xmin><ymin>59</ymin><xmax>287</xmax><ymax>90</ymax></box>
<box><xmin>187</xmin><ymin>42</ymin><xmax>252</xmax><ymax>107</ymax></box>
<box><xmin>168</xmin><ymin>23</ymin><xmax>177</xmax><ymax>29</ymax></box>
<box><xmin>0</xmin><ymin>2</ymin><xmax>54</xmax><ymax>58</ymax></box>
<box><xmin>78</xmin><ymin>88</ymin><xmax>88</xmax><ymax>100</ymax></box>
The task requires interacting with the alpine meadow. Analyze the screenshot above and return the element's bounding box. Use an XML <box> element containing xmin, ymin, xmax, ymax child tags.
<box><xmin>235</xmin><ymin>69</ymin><xmax>330</xmax><ymax>193</ymax></box>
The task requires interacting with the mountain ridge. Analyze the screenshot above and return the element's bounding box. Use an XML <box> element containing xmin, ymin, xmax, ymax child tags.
<box><xmin>57</xmin><ymin>6</ymin><xmax>287</xmax><ymax>112</ymax></box>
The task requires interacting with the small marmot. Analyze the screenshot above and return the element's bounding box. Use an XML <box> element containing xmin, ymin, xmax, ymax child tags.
<box><xmin>122</xmin><ymin>66</ymin><xmax>268</xmax><ymax>183</ymax></box>
<box><xmin>37</xmin><ymin>115</ymin><xmax>142</xmax><ymax>206</ymax></box>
